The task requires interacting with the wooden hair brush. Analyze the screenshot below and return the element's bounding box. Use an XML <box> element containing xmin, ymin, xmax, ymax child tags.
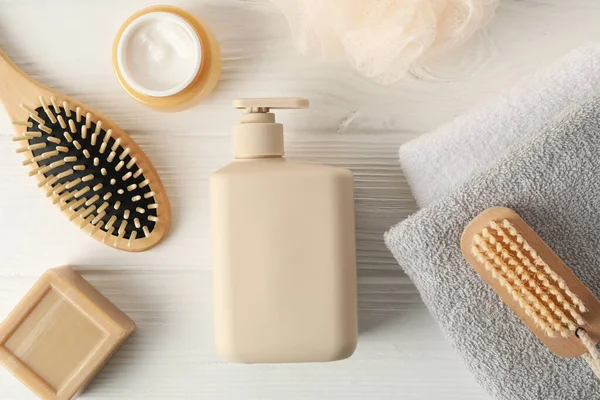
<box><xmin>0</xmin><ymin>49</ymin><xmax>170</xmax><ymax>252</ymax></box>
<box><xmin>462</xmin><ymin>207</ymin><xmax>600</xmax><ymax>378</ymax></box>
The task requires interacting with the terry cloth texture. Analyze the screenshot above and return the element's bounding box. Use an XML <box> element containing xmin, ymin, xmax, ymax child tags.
<box><xmin>385</xmin><ymin>97</ymin><xmax>600</xmax><ymax>399</ymax></box>
<box><xmin>398</xmin><ymin>44</ymin><xmax>600</xmax><ymax>207</ymax></box>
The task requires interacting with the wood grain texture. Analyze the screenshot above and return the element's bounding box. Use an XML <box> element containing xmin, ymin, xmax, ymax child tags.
<box><xmin>0</xmin><ymin>0</ymin><xmax>599</xmax><ymax>399</ymax></box>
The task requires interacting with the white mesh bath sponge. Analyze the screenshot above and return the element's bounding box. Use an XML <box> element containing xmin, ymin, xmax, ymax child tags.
<box><xmin>272</xmin><ymin>0</ymin><xmax>499</xmax><ymax>84</ymax></box>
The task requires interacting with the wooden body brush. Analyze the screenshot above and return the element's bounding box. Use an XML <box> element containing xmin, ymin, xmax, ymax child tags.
<box><xmin>462</xmin><ymin>207</ymin><xmax>600</xmax><ymax>378</ymax></box>
<box><xmin>0</xmin><ymin>49</ymin><xmax>170</xmax><ymax>251</ymax></box>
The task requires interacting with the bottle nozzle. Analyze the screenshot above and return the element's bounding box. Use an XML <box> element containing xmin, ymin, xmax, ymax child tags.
<box><xmin>231</xmin><ymin>98</ymin><xmax>309</xmax><ymax>159</ymax></box>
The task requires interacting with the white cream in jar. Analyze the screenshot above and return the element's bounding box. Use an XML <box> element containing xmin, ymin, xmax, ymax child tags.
<box><xmin>116</xmin><ymin>12</ymin><xmax>202</xmax><ymax>97</ymax></box>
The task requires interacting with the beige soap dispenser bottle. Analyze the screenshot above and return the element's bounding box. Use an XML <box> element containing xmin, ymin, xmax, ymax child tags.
<box><xmin>210</xmin><ymin>98</ymin><xmax>358</xmax><ymax>363</ymax></box>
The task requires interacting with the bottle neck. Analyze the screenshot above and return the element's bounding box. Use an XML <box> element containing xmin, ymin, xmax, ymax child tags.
<box><xmin>233</xmin><ymin>112</ymin><xmax>284</xmax><ymax>159</ymax></box>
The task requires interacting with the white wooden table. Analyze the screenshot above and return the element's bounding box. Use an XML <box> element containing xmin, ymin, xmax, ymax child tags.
<box><xmin>0</xmin><ymin>1</ymin><xmax>598</xmax><ymax>399</ymax></box>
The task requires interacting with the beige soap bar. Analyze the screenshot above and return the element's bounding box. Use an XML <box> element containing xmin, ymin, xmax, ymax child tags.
<box><xmin>0</xmin><ymin>267</ymin><xmax>135</xmax><ymax>400</ymax></box>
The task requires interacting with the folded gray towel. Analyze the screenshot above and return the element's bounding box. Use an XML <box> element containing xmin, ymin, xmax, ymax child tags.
<box><xmin>385</xmin><ymin>97</ymin><xmax>600</xmax><ymax>400</ymax></box>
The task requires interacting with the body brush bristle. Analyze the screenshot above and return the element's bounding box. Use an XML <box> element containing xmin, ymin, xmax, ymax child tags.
<box><xmin>462</xmin><ymin>207</ymin><xmax>600</xmax><ymax>379</ymax></box>
<box><xmin>471</xmin><ymin>218</ymin><xmax>586</xmax><ymax>338</ymax></box>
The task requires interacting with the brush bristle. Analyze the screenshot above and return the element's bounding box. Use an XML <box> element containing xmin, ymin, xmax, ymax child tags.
<box><xmin>471</xmin><ymin>219</ymin><xmax>586</xmax><ymax>338</ymax></box>
<box><xmin>16</xmin><ymin>97</ymin><xmax>160</xmax><ymax>248</ymax></box>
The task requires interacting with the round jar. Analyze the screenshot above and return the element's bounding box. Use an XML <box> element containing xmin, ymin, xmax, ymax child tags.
<box><xmin>113</xmin><ymin>5</ymin><xmax>221</xmax><ymax>111</ymax></box>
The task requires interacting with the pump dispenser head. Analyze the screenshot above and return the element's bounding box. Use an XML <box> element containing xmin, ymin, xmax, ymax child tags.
<box><xmin>232</xmin><ymin>98</ymin><xmax>309</xmax><ymax>159</ymax></box>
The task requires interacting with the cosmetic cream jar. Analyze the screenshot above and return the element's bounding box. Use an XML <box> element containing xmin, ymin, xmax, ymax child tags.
<box><xmin>113</xmin><ymin>5</ymin><xmax>221</xmax><ymax>111</ymax></box>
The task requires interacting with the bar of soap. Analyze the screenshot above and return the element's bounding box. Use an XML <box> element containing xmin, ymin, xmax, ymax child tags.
<box><xmin>0</xmin><ymin>267</ymin><xmax>135</xmax><ymax>400</ymax></box>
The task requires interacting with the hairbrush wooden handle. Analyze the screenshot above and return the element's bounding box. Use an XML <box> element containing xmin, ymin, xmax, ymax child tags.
<box><xmin>0</xmin><ymin>49</ymin><xmax>50</xmax><ymax>119</ymax></box>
